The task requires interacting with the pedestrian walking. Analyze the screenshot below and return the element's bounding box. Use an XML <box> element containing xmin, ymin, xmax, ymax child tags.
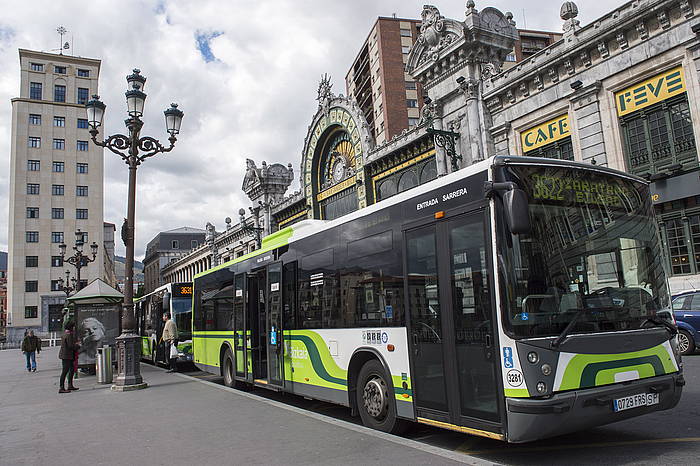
<box><xmin>21</xmin><ymin>330</ymin><xmax>40</xmax><ymax>372</ymax></box>
<box><xmin>160</xmin><ymin>312</ymin><xmax>179</xmax><ymax>373</ymax></box>
<box><xmin>59</xmin><ymin>321</ymin><xmax>80</xmax><ymax>394</ymax></box>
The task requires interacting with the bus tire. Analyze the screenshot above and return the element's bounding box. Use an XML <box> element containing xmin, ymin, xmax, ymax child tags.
<box><xmin>356</xmin><ymin>359</ymin><xmax>407</xmax><ymax>434</ymax></box>
<box><xmin>222</xmin><ymin>348</ymin><xmax>242</xmax><ymax>389</ymax></box>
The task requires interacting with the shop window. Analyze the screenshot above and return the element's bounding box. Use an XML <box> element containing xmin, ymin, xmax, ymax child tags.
<box><xmin>621</xmin><ymin>95</ymin><xmax>697</xmax><ymax>177</ymax></box>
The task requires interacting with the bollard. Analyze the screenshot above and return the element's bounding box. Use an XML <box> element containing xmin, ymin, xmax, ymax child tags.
<box><xmin>96</xmin><ymin>345</ymin><xmax>113</xmax><ymax>384</ymax></box>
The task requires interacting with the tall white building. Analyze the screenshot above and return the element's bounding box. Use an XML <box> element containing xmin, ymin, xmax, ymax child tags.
<box><xmin>6</xmin><ymin>49</ymin><xmax>104</xmax><ymax>342</ymax></box>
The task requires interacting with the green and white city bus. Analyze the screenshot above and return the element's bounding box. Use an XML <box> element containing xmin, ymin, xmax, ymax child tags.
<box><xmin>192</xmin><ymin>155</ymin><xmax>683</xmax><ymax>442</ymax></box>
<box><xmin>135</xmin><ymin>282</ymin><xmax>193</xmax><ymax>365</ymax></box>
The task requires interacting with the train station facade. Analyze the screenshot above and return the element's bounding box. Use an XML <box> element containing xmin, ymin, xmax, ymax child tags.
<box><xmin>164</xmin><ymin>0</ymin><xmax>700</xmax><ymax>293</ymax></box>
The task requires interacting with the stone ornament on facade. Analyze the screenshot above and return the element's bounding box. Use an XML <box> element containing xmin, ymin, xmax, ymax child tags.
<box><xmin>518</xmin><ymin>81</ymin><xmax>529</xmax><ymax>98</ymax></box>
<box><xmin>657</xmin><ymin>11</ymin><xmax>670</xmax><ymax>30</ymax></box>
<box><xmin>416</xmin><ymin>5</ymin><xmax>459</xmax><ymax>65</ymax></box>
<box><xmin>636</xmin><ymin>22</ymin><xmax>648</xmax><ymax>40</ymax></box>
<box><xmin>580</xmin><ymin>50</ymin><xmax>591</xmax><ymax>68</ymax></box>
<box><xmin>616</xmin><ymin>31</ymin><xmax>629</xmax><ymax>50</ymax></box>
<box><xmin>597</xmin><ymin>41</ymin><xmax>609</xmax><ymax>60</ymax></box>
<box><xmin>548</xmin><ymin>67</ymin><xmax>560</xmax><ymax>83</ymax></box>
<box><xmin>561</xmin><ymin>1</ymin><xmax>580</xmax><ymax>33</ymax></box>
<box><xmin>564</xmin><ymin>58</ymin><xmax>575</xmax><ymax>75</ymax></box>
<box><xmin>680</xmin><ymin>0</ymin><xmax>694</xmax><ymax>18</ymax></box>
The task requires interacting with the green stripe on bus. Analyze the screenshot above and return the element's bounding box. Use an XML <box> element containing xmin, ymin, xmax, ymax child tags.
<box><xmin>286</xmin><ymin>334</ymin><xmax>347</xmax><ymax>386</ymax></box>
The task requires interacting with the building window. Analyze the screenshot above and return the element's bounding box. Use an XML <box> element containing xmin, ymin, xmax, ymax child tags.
<box><xmin>400</xmin><ymin>28</ymin><xmax>411</xmax><ymax>37</ymax></box>
<box><xmin>77</xmin><ymin>118</ymin><xmax>88</xmax><ymax>129</ymax></box>
<box><xmin>51</xmin><ymin>256</ymin><xmax>63</xmax><ymax>267</ymax></box>
<box><xmin>621</xmin><ymin>95</ymin><xmax>697</xmax><ymax>177</ymax></box>
<box><xmin>26</xmin><ymin>231</ymin><xmax>39</xmax><ymax>242</ymax></box>
<box><xmin>191</xmin><ymin>240</ymin><xmax>198</xmax><ymax>248</ymax></box>
<box><xmin>77</xmin><ymin>163</ymin><xmax>88</xmax><ymax>174</ymax></box>
<box><xmin>77</xmin><ymin>140</ymin><xmax>89</xmax><ymax>151</ymax></box>
<box><xmin>26</xmin><ymin>207</ymin><xmax>39</xmax><ymax>219</ymax></box>
<box><xmin>26</xmin><ymin>256</ymin><xmax>39</xmax><ymax>267</ymax></box>
<box><xmin>76</xmin><ymin>185</ymin><xmax>88</xmax><ymax>196</ymax></box>
<box><xmin>27</xmin><ymin>160</ymin><xmax>40</xmax><ymax>171</ymax></box>
<box><xmin>27</xmin><ymin>183</ymin><xmax>40</xmax><ymax>195</ymax></box>
<box><xmin>30</xmin><ymin>82</ymin><xmax>42</xmax><ymax>99</ymax></box>
<box><xmin>52</xmin><ymin>184</ymin><xmax>64</xmax><ymax>196</ymax></box>
<box><xmin>51</xmin><ymin>280</ymin><xmax>62</xmax><ymax>292</ymax></box>
<box><xmin>405</xmin><ymin>81</ymin><xmax>417</xmax><ymax>90</ymax></box>
<box><xmin>51</xmin><ymin>232</ymin><xmax>64</xmax><ymax>243</ymax></box>
<box><xmin>505</xmin><ymin>53</ymin><xmax>516</xmax><ymax>62</ymax></box>
<box><xmin>406</xmin><ymin>99</ymin><xmax>418</xmax><ymax>108</ymax></box>
<box><xmin>408</xmin><ymin>117</ymin><xmax>420</xmax><ymax>127</ymax></box>
<box><xmin>28</xmin><ymin>137</ymin><xmax>41</xmax><ymax>148</ymax></box>
<box><xmin>25</xmin><ymin>306</ymin><xmax>38</xmax><ymax>319</ymax></box>
<box><xmin>401</xmin><ymin>46</ymin><xmax>410</xmax><ymax>54</ymax></box>
<box><xmin>30</xmin><ymin>63</ymin><xmax>43</xmax><ymax>72</ymax></box>
<box><xmin>172</xmin><ymin>240</ymin><xmax>179</xmax><ymax>249</ymax></box>
<box><xmin>54</xmin><ymin>116</ymin><xmax>65</xmax><ymax>127</ymax></box>
<box><xmin>52</xmin><ymin>160</ymin><xmax>64</xmax><ymax>171</ymax></box>
<box><xmin>525</xmin><ymin>138</ymin><xmax>574</xmax><ymax>161</ymax></box>
<box><xmin>77</xmin><ymin>69</ymin><xmax>89</xmax><ymax>77</ymax></box>
<box><xmin>77</xmin><ymin>87</ymin><xmax>89</xmax><ymax>105</ymax></box>
<box><xmin>52</xmin><ymin>208</ymin><xmax>64</xmax><ymax>219</ymax></box>
<box><xmin>25</xmin><ymin>281</ymin><xmax>38</xmax><ymax>292</ymax></box>
<box><xmin>54</xmin><ymin>65</ymin><xmax>67</xmax><ymax>74</ymax></box>
<box><xmin>76</xmin><ymin>209</ymin><xmax>88</xmax><ymax>219</ymax></box>
<box><xmin>54</xmin><ymin>84</ymin><xmax>66</xmax><ymax>102</ymax></box>
<box><xmin>29</xmin><ymin>114</ymin><xmax>41</xmax><ymax>125</ymax></box>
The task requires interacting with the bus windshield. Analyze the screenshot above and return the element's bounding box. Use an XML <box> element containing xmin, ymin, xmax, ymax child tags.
<box><xmin>172</xmin><ymin>297</ymin><xmax>192</xmax><ymax>338</ymax></box>
<box><xmin>500</xmin><ymin>164</ymin><xmax>670</xmax><ymax>339</ymax></box>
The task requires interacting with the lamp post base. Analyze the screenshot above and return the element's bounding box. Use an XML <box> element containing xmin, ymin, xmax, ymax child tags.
<box><xmin>113</xmin><ymin>332</ymin><xmax>147</xmax><ymax>390</ymax></box>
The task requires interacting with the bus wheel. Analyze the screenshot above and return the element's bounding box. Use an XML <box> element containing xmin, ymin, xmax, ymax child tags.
<box><xmin>222</xmin><ymin>349</ymin><xmax>240</xmax><ymax>389</ymax></box>
<box><xmin>356</xmin><ymin>360</ymin><xmax>406</xmax><ymax>434</ymax></box>
<box><xmin>678</xmin><ymin>330</ymin><xmax>695</xmax><ymax>356</ymax></box>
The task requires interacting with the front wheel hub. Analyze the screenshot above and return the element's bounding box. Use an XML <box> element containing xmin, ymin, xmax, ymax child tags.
<box><xmin>363</xmin><ymin>376</ymin><xmax>388</xmax><ymax>419</ymax></box>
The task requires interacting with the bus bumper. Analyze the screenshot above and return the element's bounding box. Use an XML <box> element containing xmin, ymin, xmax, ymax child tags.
<box><xmin>505</xmin><ymin>372</ymin><xmax>684</xmax><ymax>443</ymax></box>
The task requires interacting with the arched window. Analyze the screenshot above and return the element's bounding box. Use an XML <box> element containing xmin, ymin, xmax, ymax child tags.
<box><xmin>398</xmin><ymin>170</ymin><xmax>418</xmax><ymax>193</ymax></box>
<box><xmin>420</xmin><ymin>162</ymin><xmax>437</xmax><ymax>184</ymax></box>
<box><xmin>377</xmin><ymin>179</ymin><xmax>397</xmax><ymax>201</ymax></box>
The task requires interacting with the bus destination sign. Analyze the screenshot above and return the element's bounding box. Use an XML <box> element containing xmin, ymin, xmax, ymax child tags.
<box><xmin>530</xmin><ymin>173</ymin><xmax>637</xmax><ymax>209</ymax></box>
<box><xmin>173</xmin><ymin>284</ymin><xmax>193</xmax><ymax>297</ymax></box>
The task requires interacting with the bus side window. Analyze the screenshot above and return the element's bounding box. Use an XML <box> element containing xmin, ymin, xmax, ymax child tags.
<box><xmin>283</xmin><ymin>262</ymin><xmax>297</xmax><ymax>330</ymax></box>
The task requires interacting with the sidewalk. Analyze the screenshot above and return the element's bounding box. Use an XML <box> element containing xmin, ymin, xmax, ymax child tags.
<box><xmin>0</xmin><ymin>347</ymin><xmax>486</xmax><ymax>466</ymax></box>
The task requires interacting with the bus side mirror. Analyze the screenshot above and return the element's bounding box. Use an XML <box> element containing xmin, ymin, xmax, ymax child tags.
<box><xmin>504</xmin><ymin>188</ymin><xmax>531</xmax><ymax>235</ymax></box>
<box><xmin>485</xmin><ymin>181</ymin><xmax>531</xmax><ymax>235</ymax></box>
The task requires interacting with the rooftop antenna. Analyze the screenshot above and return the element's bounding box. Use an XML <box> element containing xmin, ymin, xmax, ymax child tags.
<box><xmin>392</xmin><ymin>12</ymin><xmax>397</xmax><ymax>18</ymax></box>
<box><xmin>56</xmin><ymin>26</ymin><xmax>70</xmax><ymax>55</ymax></box>
<box><xmin>522</xmin><ymin>9</ymin><xmax>527</xmax><ymax>29</ymax></box>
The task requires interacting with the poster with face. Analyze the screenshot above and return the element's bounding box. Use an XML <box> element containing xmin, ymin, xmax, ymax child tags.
<box><xmin>76</xmin><ymin>305</ymin><xmax>120</xmax><ymax>366</ymax></box>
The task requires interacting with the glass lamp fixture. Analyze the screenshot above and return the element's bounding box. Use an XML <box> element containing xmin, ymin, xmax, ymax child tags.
<box><xmin>85</xmin><ymin>95</ymin><xmax>106</xmax><ymax>129</ymax></box>
<box><xmin>164</xmin><ymin>103</ymin><xmax>184</xmax><ymax>135</ymax></box>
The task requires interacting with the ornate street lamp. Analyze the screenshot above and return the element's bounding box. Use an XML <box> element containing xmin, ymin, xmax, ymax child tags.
<box><xmin>86</xmin><ymin>68</ymin><xmax>184</xmax><ymax>391</ymax></box>
<box><xmin>59</xmin><ymin>229</ymin><xmax>98</xmax><ymax>292</ymax></box>
<box><xmin>58</xmin><ymin>269</ymin><xmax>77</xmax><ymax>298</ymax></box>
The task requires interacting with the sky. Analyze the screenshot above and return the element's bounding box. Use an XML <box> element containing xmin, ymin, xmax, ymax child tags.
<box><xmin>0</xmin><ymin>0</ymin><xmax>614</xmax><ymax>260</ymax></box>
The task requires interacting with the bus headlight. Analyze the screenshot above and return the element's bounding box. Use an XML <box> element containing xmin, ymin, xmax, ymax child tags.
<box><xmin>541</xmin><ymin>364</ymin><xmax>552</xmax><ymax>376</ymax></box>
<box><xmin>536</xmin><ymin>382</ymin><xmax>547</xmax><ymax>394</ymax></box>
<box><xmin>527</xmin><ymin>351</ymin><xmax>539</xmax><ymax>364</ymax></box>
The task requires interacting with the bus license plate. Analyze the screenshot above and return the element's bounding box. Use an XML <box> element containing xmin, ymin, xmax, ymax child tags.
<box><xmin>613</xmin><ymin>393</ymin><xmax>659</xmax><ymax>412</ymax></box>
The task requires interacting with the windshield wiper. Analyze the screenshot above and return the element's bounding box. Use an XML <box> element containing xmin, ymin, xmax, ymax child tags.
<box><xmin>640</xmin><ymin>316</ymin><xmax>678</xmax><ymax>335</ymax></box>
<box><xmin>551</xmin><ymin>309</ymin><xmax>589</xmax><ymax>348</ymax></box>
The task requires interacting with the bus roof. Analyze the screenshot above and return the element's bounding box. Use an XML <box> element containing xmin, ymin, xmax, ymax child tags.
<box><xmin>193</xmin><ymin>155</ymin><xmax>647</xmax><ymax>281</ymax></box>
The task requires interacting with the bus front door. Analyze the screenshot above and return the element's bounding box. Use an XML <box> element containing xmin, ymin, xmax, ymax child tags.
<box><xmin>266</xmin><ymin>262</ymin><xmax>284</xmax><ymax>388</ymax></box>
<box><xmin>406</xmin><ymin>210</ymin><xmax>501</xmax><ymax>433</ymax></box>
<box><xmin>248</xmin><ymin>270</ymin><xmax>268</xmax><ymax>382</ymax></box>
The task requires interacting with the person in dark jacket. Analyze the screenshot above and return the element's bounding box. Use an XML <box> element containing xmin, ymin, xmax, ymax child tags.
<box><xmin>59</xmin><ymin>322</ymin><xmax>80</xmax><ymax>393</ymax></box>
<box><xmin>21</xmin><ymin>330</ymin><xmax>40</xmax><ymax>372</ymax></box>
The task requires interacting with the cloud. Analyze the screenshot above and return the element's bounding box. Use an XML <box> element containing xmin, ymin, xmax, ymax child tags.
<box><xmin>0</xmin><ymin>0</ymin><xmax>614</xmax><ymax>260</ymax></box>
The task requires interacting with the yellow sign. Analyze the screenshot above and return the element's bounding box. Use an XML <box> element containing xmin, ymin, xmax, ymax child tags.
<box><xmin>521</xmin><ymin>115</ymin><xmax>570</xmax><ymax>153</ymax></box>
<box><xmin>615</xmin><ymin>66</ymin><xmax>686</xmax><ymax>117</ymax></box>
